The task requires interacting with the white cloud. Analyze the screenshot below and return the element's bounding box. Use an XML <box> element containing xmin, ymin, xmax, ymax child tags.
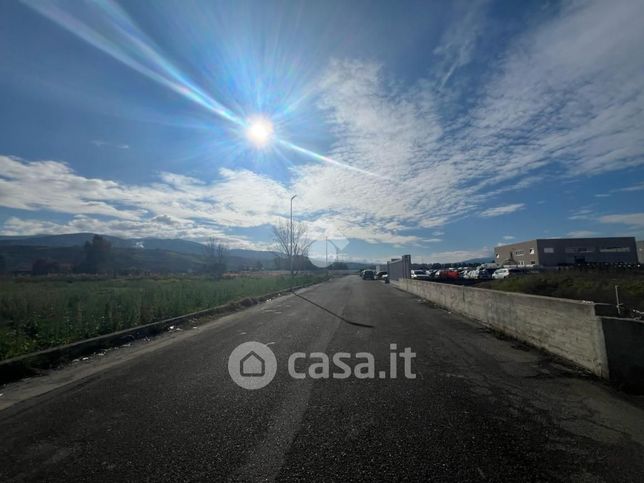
<box><xmin>566</xmin><ymin>230</ymin><xmax>600</xmax><ymax>238</ymax></box>
<box><xmin>468</xmin><ymin>0</ymin><xmax>644</xmax><ymax>177</ymax></box>
<box><xmin>502</xmin><ymin>235</ymin><xmax>515</xmax><ymax>240</ymax></box>
<box><xmin>91</xmin><ymin>140</ymin><xmax>129</xmax><ymax>149</ymax></box>
<box><xmin>599</xmin><ymin>213</ymin><xmax>644</xmax><ymax>229</ymax></box>
<box><xmin>619</xmin><ymin>182</ymin><xmax>644</xmax><ymax>192</ymax></box>
<box><xmin>433</xmin><ymin>0</ymin><xmax>489</xmax><ymax>89</ymax></box>
<box><xmin>480</xmin><ymin>203</ymin><xmax>525</xmax><ymax>218</ymax></box>
<box><xmin>0</xmin><ymin>156</ymin><xmax>144</xmax><ymax>220</ymax></box>
<box><xmin>426</xmin><ymin>247</ymin><xmax>492</xmax><ymax>264</ymax></box>
<box><xmin>0</xmin><ymin>155</ymin><xmax>289</xmax><ymax>228</ymax></box>
<box><xmin>150</xmin><ymin>214</ymin><xmax>180</xmax><ymax>226</ymax></box>
<box><xmin>569</xmin><ymin>209</ymin><xmax>595</xmax><ymax>221</ymax></box>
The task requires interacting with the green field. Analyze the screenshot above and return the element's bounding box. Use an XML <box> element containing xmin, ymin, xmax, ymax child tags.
<box><xmin>0</xmin><ymin>273</ymin><xmax>326</xmax><ymax>361</ymax></box>
<box><xmin>478</xmin><ymin>270</ymin><xmax>644</xmax><ymax>314</ymax></box>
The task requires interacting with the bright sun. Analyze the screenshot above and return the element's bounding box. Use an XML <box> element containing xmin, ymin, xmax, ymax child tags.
<box><xmin>245</xmin><ymin>117</ymin><xmax>274</xmax><ymax>148</ymax></box>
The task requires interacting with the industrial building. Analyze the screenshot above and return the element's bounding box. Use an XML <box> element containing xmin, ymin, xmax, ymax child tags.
<box><xmin>638</xmin><ymin>240</ymin><xmax>644</xmax><ymax>264</ymax></box>
<box><xmin>494</xmin><ymin>237</ymin><xmax>638</xmax><ymax>267</ymax></box>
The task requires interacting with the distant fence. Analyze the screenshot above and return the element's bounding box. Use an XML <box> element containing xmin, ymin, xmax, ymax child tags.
<box><xmin>392</xmin><ymin>279</ymin><xmax>644</xmax><ymax>393</ymax></box>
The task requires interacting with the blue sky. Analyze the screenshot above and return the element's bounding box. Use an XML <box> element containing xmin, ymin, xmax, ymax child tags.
<box><xmin>1</xmin><ymin>0</ymin><xmax>643</xmax><ymax>263</ymax></box>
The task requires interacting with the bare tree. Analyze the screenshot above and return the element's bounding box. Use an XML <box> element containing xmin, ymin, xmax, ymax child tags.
<box><xmin>204</xmin><ymin>237</ymin><xmax>228</xmax><ymax>278</ymax></box>
<box><xmin>76</xmin><ymin>235</ymin><xmax>112</xmax><ymax>274</ymax></box>
<box><xmin>272</xmin><ymin>219</ymin><xmax>313</xmax><ymax>274</ymax></box>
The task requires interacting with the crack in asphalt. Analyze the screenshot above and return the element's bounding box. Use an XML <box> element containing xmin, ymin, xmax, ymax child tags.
<box><xmin>292</xmin><ymin>292</ymin><xmax>375</xmax><ymax>329</ymax></box>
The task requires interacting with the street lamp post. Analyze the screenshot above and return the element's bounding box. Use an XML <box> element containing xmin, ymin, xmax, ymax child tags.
<box><xmin>290</xmin><ymin>195</ymin><xmax>297</xmax><ymax>284</ymax></box>
<box><xmin>325</xmin><ymin>236</ymin><xmax>328</xmax><ymax>268</ymax></box>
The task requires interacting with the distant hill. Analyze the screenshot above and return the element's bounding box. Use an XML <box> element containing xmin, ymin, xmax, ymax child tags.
<box><xmin>229</xmin><ymin>248</ymin><xmax>278</xmax><ymax>262</ymax></box>
<box><xmin>0</xmin><ymin>233</ymin><xmax>285</xmax><ymax>274</ymax></box>
<box><xmin>0</xmin><ymin>233</ymin><xmax>279</xmax><ymax>261</ymax></box>
<box><xmin>342</xmin><ymin>262</ymin><xmax>371</xmax><ymax>270</ymax></box>
<box><xmin>0</xmin><ymin>233</ymin><xmax>126</xmax><ymax>248</ymax></box>
<box><xmin>0</xmin><ymin>245</ymin><xmax>204</xmax><ymax>273</ymax></box>
<box><xmin>0</xmin><ymin>233</ymin><xmax>204</xmax><ymax>254</ymax></box>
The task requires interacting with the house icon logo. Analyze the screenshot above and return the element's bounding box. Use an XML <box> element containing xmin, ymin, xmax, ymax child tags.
<box><xmin>240</xmin><ymin>351</ymin><xmax>265</xmax><ymax>377</ymax></box>
<box><xmin>228</xmin><ymin>342</ymin><xmax>277</xmax><ymax>390</ymax></box>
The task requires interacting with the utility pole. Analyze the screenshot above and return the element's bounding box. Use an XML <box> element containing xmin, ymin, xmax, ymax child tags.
<box><xmin>290</xmin><ymin>195</ymin><xmax>297</xmax><ymax>285</ymax></box>
<box><xmin>325</xmin><ymin>236</ymin><xmax>328</xmax><ymax>268</ymax></box>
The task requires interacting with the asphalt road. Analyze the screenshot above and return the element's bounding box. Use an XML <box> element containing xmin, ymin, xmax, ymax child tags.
<box><xmin>1</xmin><ymin>275</ymin><xmax>643</xmax><ymax>481</ymax></box>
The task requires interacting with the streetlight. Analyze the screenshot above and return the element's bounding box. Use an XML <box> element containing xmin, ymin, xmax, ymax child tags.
<box><xmin>325</xmin><ymin>236</ymin><xmax>328</xmax><ymax>268</ymax></box>
<box><xmin>290</xmin><ymin>195</ymin><xmax>297</xmax><ymax>283</ymax></box>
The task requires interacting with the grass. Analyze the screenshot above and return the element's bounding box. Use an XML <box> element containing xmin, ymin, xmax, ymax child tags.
<box><xmin>477</xmin><ymin>269</ymin><xmax>644</xmax><ymax>314</ymax></box>
<box><xmin>0</xmin><ymin>273</ymin><xmax>326</xmax><ymax>361</ymax></box>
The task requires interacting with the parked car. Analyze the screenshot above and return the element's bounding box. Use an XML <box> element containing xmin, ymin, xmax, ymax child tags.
<box><xmin>410</xmin><ymin>269</ymin><xmax>431</xmax><ymax>281</ymax></box>
<box><xmin>446</xmin><ymin>269</ymin><xmax>460</xmax><ymax>279</ymax></box>
<box><xmin>478</xmin><ymin>268</ymin><xmax>495</xmax><ymax>279</ymax></box>
<box><xmin>362</xmin><ymin>269</ymin><xmax>375</xmax><ymax>280</ymax></box>
<box><xmin>375</xmin><ymin>271</ymin><xmax>388</xmax><ymax>280</ymax></box>
<box><xmin>464</xmin><ymin>268</ymin><xmax>492</xmax><ymax>280</ymax></box>
<box><xmin>492</xmin><ymin>268</ymin><xmax>509</xmax><ymax>279</ymax></box>
<box><xmin>492</xmin><ymin>268</ymin><xmax>525</xmax><ymax>279</ymax></box>
<box><xmin>434</xmin><ymin>269</ymin><xmax>459</xmax><ymax>280</ymax></box>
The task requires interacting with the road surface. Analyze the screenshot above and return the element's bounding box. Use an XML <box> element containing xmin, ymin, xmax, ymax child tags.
<box><xmin>1</xmin><ymin>275</ymin><xmax>643</xmax><ymax>481</ymax></box>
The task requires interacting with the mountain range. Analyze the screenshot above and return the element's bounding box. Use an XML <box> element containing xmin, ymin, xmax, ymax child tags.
<box><xmin>0</xmin><ymin>233</ymin><xmax>280</xmax><ymax>273</ymax></box>
<box><xmin>0</xmin><ymin>233</ymin><xmax>276</xmax><ymax>260</ymax></box>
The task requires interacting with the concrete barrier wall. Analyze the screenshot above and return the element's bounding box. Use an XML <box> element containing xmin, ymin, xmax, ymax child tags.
<box><xmin>393</xmin><ymin>279</ymin><xmax>609</xmax><ymax>378</ymax></box>
<box><xmin>601</xmin><ymin>317</ymin><xmax>644</xmax><ymax>393</ymax></box>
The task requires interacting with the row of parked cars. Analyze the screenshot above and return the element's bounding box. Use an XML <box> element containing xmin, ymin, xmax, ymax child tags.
<box><xmin>361</xmin><ymin>266</ymin><xmax>528</xmax><ymax>282</ymax></box>
<box><xmin>411</xmin><ymin>266</ymin><xmax>524</xmax><ymax>280</ymax></box>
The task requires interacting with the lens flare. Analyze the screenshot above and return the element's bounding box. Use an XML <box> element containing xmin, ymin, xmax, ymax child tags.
<box><xmin>24</xmin><ymin>0</ymin><xmax>383</xmax><ymax>178</ymax></box>
<box><xmin>277</xmin><ymin>139</ymin><xmax>384</xmax><ymax>179</ymax></box>
<box><xmin>22</xmin><ymin>0</ymin><xmax>243</xmax><ymax>127</ymax></box>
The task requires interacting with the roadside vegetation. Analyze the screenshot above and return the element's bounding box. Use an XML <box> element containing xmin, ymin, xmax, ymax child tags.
<box><xmin>0</xmin><ymin>273</ymin><xmax>326</xmax><ymax>360</ymax></box>
<box><xmin>477</xmin><ymin>269</ymin><xmax>644</xmax><ymax>313</ymax></box>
